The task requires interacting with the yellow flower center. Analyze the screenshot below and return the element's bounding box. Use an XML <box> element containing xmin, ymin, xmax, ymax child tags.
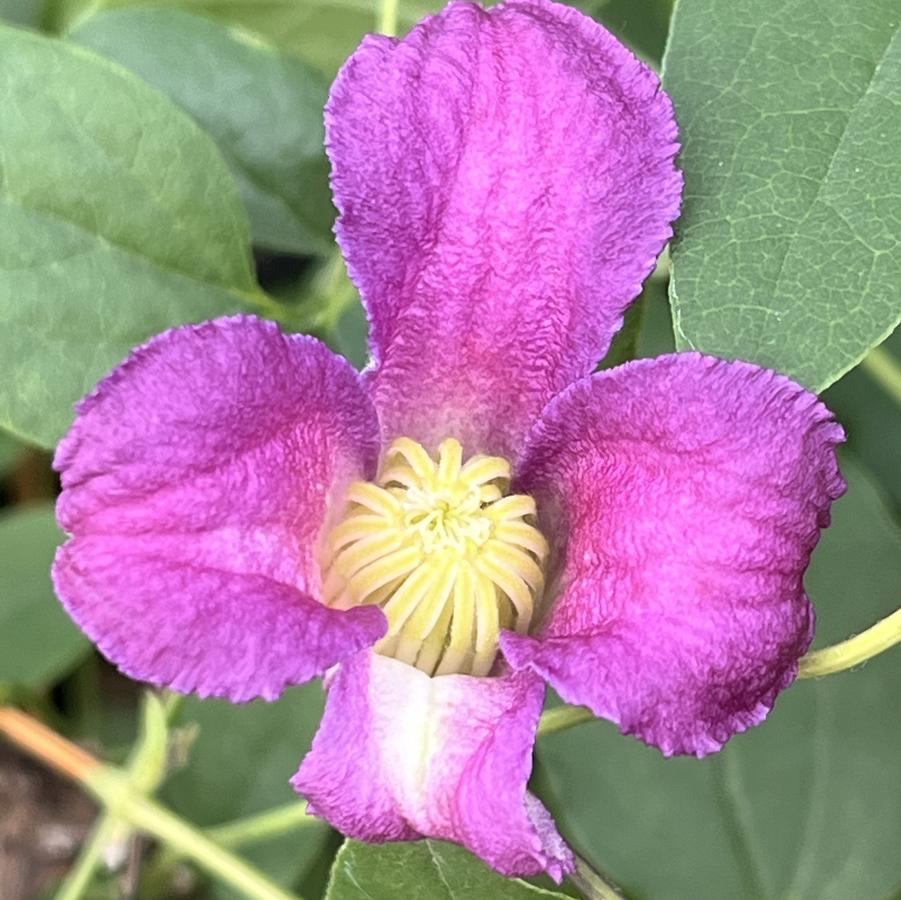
<box><xmin>321</xmin><ymin>437</ymin><xmax>548</xmax><ymax>677</ymax></box>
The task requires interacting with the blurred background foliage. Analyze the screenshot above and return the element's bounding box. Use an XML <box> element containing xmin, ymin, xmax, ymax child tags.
<box><xmin>0</xmin><ymin>0</ymin><xmax>898</xmax><ymax>898</ymax></box>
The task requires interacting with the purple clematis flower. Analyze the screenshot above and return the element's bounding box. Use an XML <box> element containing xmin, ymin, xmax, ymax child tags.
<box><xmin>53</xmin><ymin>0</ymin><xmax>845</xmax><ymax>881</ymax></box>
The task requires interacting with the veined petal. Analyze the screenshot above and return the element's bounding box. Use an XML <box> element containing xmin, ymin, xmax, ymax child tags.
<box><xmin>292</xmin><ymin>652</ymin><xmax>573</xmax><ymax>880</ymax></box>
<box><xmin>502</xmin><ymin>354</ymin><xmax>845</xmax><ymax>756</ymax></box>
<box><xmin>53</xmin><ymin>316</ymin><xmax>387</xmax><ymax>702</ymax></box>
<box><xmin>328</xmin><ymin>0</ymin><xmax>681</xmax><ymax>457</ymax></box>
<box><xmin>54</xmin><ymin>540</ymin><xmax>384</xmax><ymax>702</ymax></box>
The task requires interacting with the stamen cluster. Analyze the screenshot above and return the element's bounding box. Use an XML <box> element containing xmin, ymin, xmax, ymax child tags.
<box><xmin>322</xmin><ymin>438</ymin><xmax>548</xmax><ymax>676</ymax></box>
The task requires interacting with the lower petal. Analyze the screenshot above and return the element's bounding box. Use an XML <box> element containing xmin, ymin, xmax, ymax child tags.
<box><xmin>504</xmin><ymin>353</ymin><xmax>845</xmax><ymax>756</ymax></box>
<box><xmin>292</xmin><ymin>652</ymin><xmax>572</xmax><ymax>880</ymax></box>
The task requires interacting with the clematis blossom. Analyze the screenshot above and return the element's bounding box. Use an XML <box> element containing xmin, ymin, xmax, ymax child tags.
<box><xmin>53</xmin><ymin>0</ymin><xmax>845</xmax><ymax>882</ymax></box>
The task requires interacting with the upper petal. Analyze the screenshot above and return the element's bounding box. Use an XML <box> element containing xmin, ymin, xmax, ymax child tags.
<box><xmin>329</xmin><ymin>0</ymin><xmax>682</xmax><ymax>458</ymax></box>
<box><xmin>53</xmin><ymin>316</ymin><xmax>387</xmax><ymax>701</ymax></box>
<box><xmin>292</xmin><ymin>652</ymin><xmax>573</xmax><ymax>880</ymax></box>
<box><xmin>502</xmin><ymin>354</ymin><xmax>845</xmax><ymax>756</ymax></box>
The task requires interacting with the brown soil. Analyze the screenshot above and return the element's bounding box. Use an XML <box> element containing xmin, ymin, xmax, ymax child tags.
<box><xmin>0</xmin><ymin>744</ymin><xmax>96</xmax><ymax>900</ymax></box>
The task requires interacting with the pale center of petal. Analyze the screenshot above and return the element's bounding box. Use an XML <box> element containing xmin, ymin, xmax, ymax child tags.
<box><xmin>321</xmin><ymin>437</ymin><xmax>548</xmax><ymax>677</ymax></box>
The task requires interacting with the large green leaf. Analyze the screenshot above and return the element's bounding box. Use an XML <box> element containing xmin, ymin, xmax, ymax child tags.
<box><xmin>573</xmin><ymin>0</ymin><xmax>673</xmax><ymax>64</ymax></box>
<box><xmin>163</xmin><ymin>686</ymin><xmax>330</xmax><ymax>897</ymax></box>
<box><xmin>56</xmin><ymin>0</ymin><xmax>672</xmax><ymax>76</ymax></box>
<box><xmin>824</xmin><ymin>329</ymin><xmax>901</xmax><ymax>518</ymax></box>
<box><xmin>326</xmin><ymin>840</ymin><xmax>570</xmax><ymax>900</ymax></box>
<box><xmin>0</xmin><ymin>504</ymin><xmax>90</xmax><ymax>686</ymax></box>
<box><xmin>0</xmin><ymin>25</ymin><xmax>261</xmax><ymax>448</ymax></box>
<box><xmin>0</xmin><ymin>0</ymin><xmax>42</xmax><ymax>26</ymax></box>
<box><xmin>71</xmin><ymin>9</ymin><xmax>334</xmax><ymax>255</ymax></box>
<box><xmin>53</xmin><ymin>0</ymin><xmax>438</xmax><ymax>75</ymax></box>
<box><xmin>663</xmin><ymin>2</ymin><xmax>901</xmax><ymax>391</ymax></box>
<box><xmin>0</xmin><ymin>430</ymin><xmax>25</xmax><ymax>477</ymax></box>
<box><xmin>540</xmin><ymin>455</ymin><xmax>901</xmax><ymax>900</ymax></box>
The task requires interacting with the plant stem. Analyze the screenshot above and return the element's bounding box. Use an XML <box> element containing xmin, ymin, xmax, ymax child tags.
<box><xmin>152</xmin><ymin>798</ymin><xmax>323</xmax><ymax>885</ymax></box>
<box><xmin>537</xmin><ymin>705</ymin><xmax>594</xmax><ymax>737</ymax></box>
<box><xmin>105</xmin><ymin>777</ymin><xmax>299</xmax><ymax>900</ymax></box>
<box><xmin>861</xmin><ymin>345</ymin><xmax>901</xmax><ymax>406</ymax></box>
<box><xmin>0</xmin><ymin>707</ymin><xmax>301</xmax><ymax>900</ymax></box>
<box><xmin>799</xmin><ymin>607</ymin><xmax>901</xmax><ymax>678</ymax></box>
<box><xmin>378</xmin><ymin>0</ymin><xmax>399</xmax><ymax>36</ymax></box>
<box><xmin>0</xmin><ymin>705</ymin><xmax>99</xmax><ymax>780</ymax></box>
<box><xmin>55</xmin><ymin>814</ymin><xmax>119</xmax><ymax>900</ymax></box>
<box><xmin>56</xmin><ymin>691</ymin><xmax>174</xmax><ymax>899</ymax></box>
<box><xmin>538</xmin><ymin>607</ymin><xmax>901</xmax><ymax>736</ymax></box>
<box><xmin>208</xmin><ymin>801</ymin><xmax>320</xmax><ymax>849</ymax></box>
<box><xmin>568</xmin><ymin>853</ymin><xmax>626</xmax><ymax>900</ymax></box>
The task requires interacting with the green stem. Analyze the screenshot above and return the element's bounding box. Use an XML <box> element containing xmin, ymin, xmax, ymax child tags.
<box><xmin>537</xmin><ymin>705</ymin><xmax>594</xmax><ymax>737</ymax></box>
<box><xmin>55</xmin><ymin>691</ymin><xmax>172</xmax><ymax>899</ymax></box>
<box><xmin>55</xmin><ymin>814</ymin><xmax>120</xmax><ymax>900</ymax></box>
<box><xmin>799</xmin><ymin>607</ymin><xmax>901</xmax><ymax>678</ymax></box>
<box><xmin>538</xmin><ymin>607</ymin><xmax>901</xmax><ymax>737</ymax></box>
<box><xmin>86</xmin><ymin>768</ymin><xmax>299</xmax><ymax>900</ymax></box>
<box><xmin>0</xmin><ymin>703</ymin><xmax>298</xmax><ymax>900</ymax></box>
<box><xmin>241</xmin><ymin>288</ymin><xmax>301</xmax><ymax>328</ymax></box>
<box><xmin>861</xmin><ymin>345</ymin><xmax>901</xmax><ymax>406</ymax></box>
<box><xmin>161</xmin><ymin>690</ymin><xmax>185</xmax><ymax>719</ymax></box>
<box><xmin>568</xmin><ymin>853</ymin><xmax>626</xmax><ymax>900</ymax></box>
<box><xmin>378</xmin><ymin>0</ymin><xmax>399</xmax><ymax>36</ymax></box>
<box><xmin>208</xmin><ymin>801</ymin><xmax>320</xmax><ymax>850</ymax></box>
<box><xmin>151</xmin><ymin>800</ymin><xmax>321</xmax><ymax>884</ymax></box>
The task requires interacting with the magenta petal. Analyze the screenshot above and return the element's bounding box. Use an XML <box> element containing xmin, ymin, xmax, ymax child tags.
<box><xmin>328</xmin><ymin>0</ymin><xmax>682</xmax><ymax>457</ymax></box>
<box><xmin>503</xmin><ymin>354</ymin><xmax>845</xmax><ymax>756</ymax></box>
<box><xmin>53</xmin><ymin>316</ymin><xmax>387</xmax><ymax>701</ymax></box>
<box><xmin>54</xmin><ymin>540</ymin><xmax>385</xmax><ymax>702</ymax></box>
<box><xmin>292</xmin><ymin>652</ymin><xmax>573</xmax><ymax>880</ymax></box>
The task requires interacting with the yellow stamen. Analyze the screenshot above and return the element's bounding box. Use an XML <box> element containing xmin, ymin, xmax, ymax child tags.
<box><xmin>460</xmin><ymin>454</ymin><xmax>512</xmax><ymax>486</ymax></box>
<box><xmin>495</xmin><ymin>520</ymin><xmax>549</xmax><ymax>558</ymax></box>
<box><xmin>346</xmin><ymin>482</ymin><xmax>402</xmax><ymax>517</ymax></box>
<box><xmin>320</xmin><ymin>437</ymin><xmax>547</xmax><ymax>676</ymax></box>
<box><xmin>348</xmin><ymin>545</ymin><xmax>421</xmax><ymax>597</ymax></box>
<box><xmin>333</xmin><ymin>530</ymin><xmax>403</xmax><ymax>578</ymax></box>
<box><xmin>473</xmin><ymin>571</ymin><xmax>501</xmax><ymax>677</ymax></box>
<box><xmin>435</xmin><ymin>562</ymin><xmax>476</xmax><ymax>676</ymax></box>
<box><xmin>329</xmin><ymin>514</ymin><xmax>390</xmax><ymax>551</ymax></box>
<box><xmin>486</xmin><ymin>494</ymin><xmax>537</xmax><ymax>521</ymax></box>
<box><xmin>382</xmin><ymin>564</ymin><xmax>441</xmax><ymax>636</ymax></box>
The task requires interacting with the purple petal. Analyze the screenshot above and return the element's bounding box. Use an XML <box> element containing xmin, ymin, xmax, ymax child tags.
<box><xmin>502</xmin><ymin>354</ymin><xmax>845</xmax><ymax>756</ymax></box>
<box><xmin>292</xmin><ymin>652</ymin><xmax>573</xmax><ymax>880</ymax></box>
<box><xmin>328</xmin><ymin>0</ymin><xmax>682</xmax><ymax>457</ymax></box>
<box><xmin>53</xmin><ymin>316</ymin><xmax>387</xmax><ymax>701</ymax></box>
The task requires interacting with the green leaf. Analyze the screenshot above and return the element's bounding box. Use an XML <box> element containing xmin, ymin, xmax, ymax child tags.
<box><xmin>0</xmin><ymin>0</ymin><xmax>42</xmax><ymax>27</ymax></box>
<box><xmin>333</xmin><ymin>296</ymin><xmax>369</xmax><ymax>371</ymax></box>
<box><xmin>71</xmin><ymin>9</ymin><xmax>334</xmax><ymax>255</ymax></box>
<box><xmin>663</xmin><ymin>2</ymin><xmax>901</xmax><ymax>392</ymax></box>
<box><xmin>824</xmin><ymin>329</ymin><xmax>901</xmax><ymax>518</ymax></box>
<box><xmin>600</xmin><ymin>255</ymin><xmax>670</xmax><ymax>370</ymax></box>
<box><xmin>0</xmin><ymin>25</ymin><xmax>262</xmax><ymax>448</ymax></box>
<box><xmin>54</xmin><ymin>0</ymin><xmax>439</xmax><ymax>76</ymax></box>
<box><xmin>326</xmin><ymin>840</ymin><xmax>570</xmax><ymax>900</ymax></box>
<box><xmin>0</xmin><ymin>503</ymin><xmax>90</xmax><ymax>686</ymax></box>
<box><xmin>163</xmin><ymin>686</ymin><xmax>331</xmax><ymax>897</ymax></box>
<box><xmin>0</xmin><ymin>429</ymin><xmax>26</xmax><ymax>477</ymax></box>
<box><xmin>573</xmin><ymin>0</ymin><xmax>673</xmax><ymax>65</ymax></box>
<box><xmin>57</xmin><ymin>0</ymin><xmax>675</xmax><ymax>75</ymax></box>
<box><xmin>540</xmin><ymin>454</ymin><xmax>901</xmax><ymax>900</ymax></box>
